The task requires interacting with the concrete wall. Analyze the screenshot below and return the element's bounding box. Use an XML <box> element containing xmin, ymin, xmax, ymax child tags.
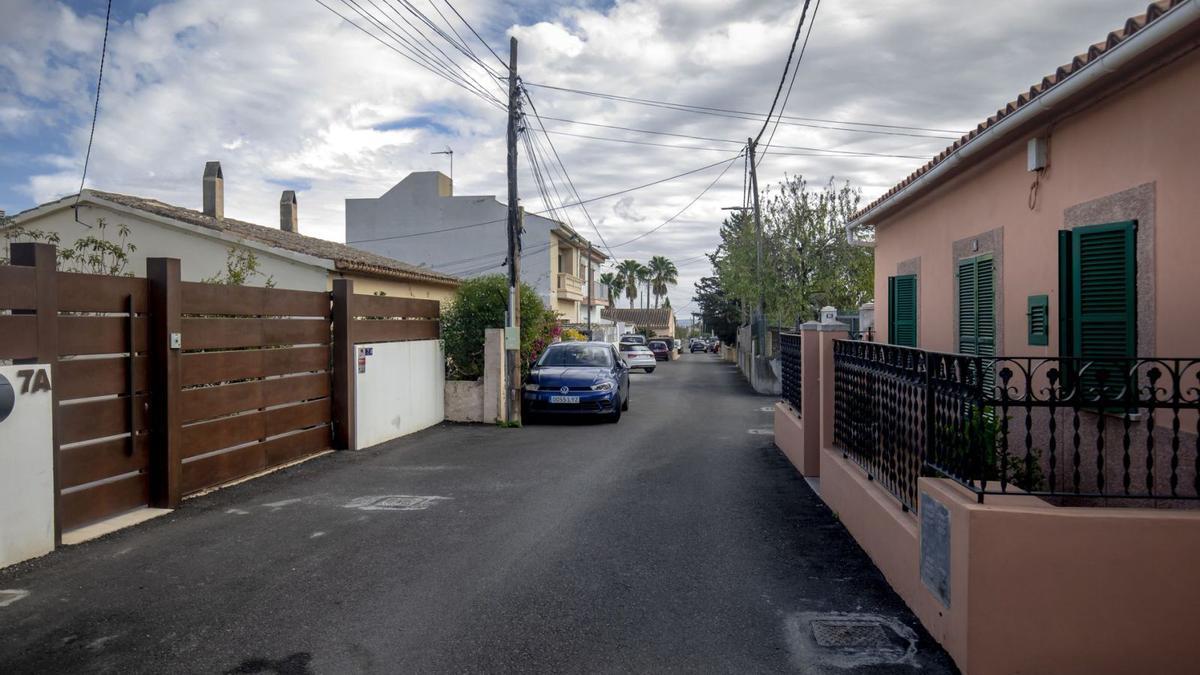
<box><xmin>872</xmin><ymin>47</ymin><xmax>1200</xmax><ymax>360</ymax></box>
<box><xmin>444</xmin><ymin>328</ymin><xmax>506</xmax><ymax>423</ymax></box>
<box><xmin>12</xmin><ymin>203</ymin><xmax>326</xmax><ymax>291</ymax></box>
<box><xmin>0</xmin><ymin>365</ymin><xmax>55</xmax><ymax>569</ymax></box>
<box><xmin>326</xmin><ymin>274</ymin><xmax>456</xmax><ymax>306</ymax></box>
<box><xmin>346</xmin><ymin>172</ymin><xmax>555</xmax><ymax>304</ymax></box>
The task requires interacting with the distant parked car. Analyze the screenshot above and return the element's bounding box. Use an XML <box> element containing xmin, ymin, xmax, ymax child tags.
<box><xmin>673</xmin><ymin>339</ymin><xmax>681</xmax><ymax>352</ymax></box>
<box><xmin>619</xmin><ymin>334</ymin><xmax>646</xmax><ymax>346</ymax></box>
<box><xmin>618</xmin><ymin>343</ymin><xmax>656</xmax><ymax>373</ymax></box>
<box><xmin>707</xmin><ymin>340</ymin><xmax>720</xmax><ymax>353</ymax></box>
<box><xmin>648</xmin><ymin>340</ymin><xmax>670</xmax><ymax>361</ymax></box>
<box><xmin>523</xmin><ymin>341</ymin><xmax>629</xmax><ymax>422</ymax></box>
<box><xmin>690</xmin><ymin>340</ymin><xmax>707</xmax><ymax>353</ymax></box>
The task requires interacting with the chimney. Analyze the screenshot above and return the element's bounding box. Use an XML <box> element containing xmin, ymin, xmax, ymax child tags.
<box><xmin>280</xmin><ymin>190</ymin><xmax>298</xmax><ymax>233</ymax></box>
<box><xmin>202</xmin><ymin>161</ymin><xmax>224</xmax><ymax>219</ymax></box>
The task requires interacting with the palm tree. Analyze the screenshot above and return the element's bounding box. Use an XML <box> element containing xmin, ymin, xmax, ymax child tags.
<box><xmin>598</xmin><ymin>271</ymin><xmax>619</xmax><ymax>304</ymax></box>
<box><xmin>615</xmin><ymin>259</ymin><xmax>645</xmax><ymax>309</ymax></box>
<box><xmin>647</xmin><ymin>256</ymin><xmax>678</xmax><ymax>308</ymax></box>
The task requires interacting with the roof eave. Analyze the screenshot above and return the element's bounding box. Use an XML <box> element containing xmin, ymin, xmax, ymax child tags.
<box><xmin>848</xmin><ymin>0</ymin><xmax>1200</xmax><ymax>233</ymax></box>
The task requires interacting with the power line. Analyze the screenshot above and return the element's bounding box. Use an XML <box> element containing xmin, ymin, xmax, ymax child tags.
<box><xmin>608</xmin><ymin>151</ymin><xmax>742</xmax><ymax>250</ymax></box>
<box><xmin>75</xmin><ymin>0</ymin><xmax>113</xmax><ymax>216</ymax></box>
<box><xmin>754</xmin><ymin>0</ymin><xmax>812</xmax><ymax>145</ymax></box>
<box><xmin>345</xmin><ymin>154</ymin><xmax>744</xmax><ymax>245</ymax></box>
<box><xmin>760</xmin><ymin>0</ymin><xmax>822</xmax><ymax>166</ymax></box>
<box><xmin>522</xmin><ymin>89</ymin><xmax>614</xmax><ymax>259</ymax></box>
<box><xmin>537</xmin><ymin>127</ymin><xmax>926</xmax><ymax>159</ymax></box>
<box><xmin>523</xmin><ymin>82</ymin><xmax>966</xmax><ymax>136</ymax></box>
<box><xmin>441</xmin><ymin>0</ymin><xmax>509</xmax><ymax>71</ymax></box>
<box><xmin>313</xmin><ymin>0</ymin><xmax>504</xmax><ymax>110</ymax></box>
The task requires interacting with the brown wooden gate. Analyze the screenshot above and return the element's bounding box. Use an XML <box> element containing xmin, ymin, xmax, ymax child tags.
<box><xmin>177</xmin><ymin>281</ymin><xmax>333</xmax><ymax>495</ymax></box>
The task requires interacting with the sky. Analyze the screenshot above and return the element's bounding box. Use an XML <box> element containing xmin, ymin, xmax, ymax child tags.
<box><xmin>0</xmin><ymin>0</ymin><xmax>1151</xmax><ymax>311</ymax></box>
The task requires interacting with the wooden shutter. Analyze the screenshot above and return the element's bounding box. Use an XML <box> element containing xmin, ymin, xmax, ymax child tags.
<box><xmin>1027</xmin><ymin>294</ymin><xmax>1049</xmax><ymax>346</ymax></box>
<box><xmin>888</xmin><ymin>274</ymin><xmax>917</xmax><ymax>347</ymax></box>
<box><xmin>957</xmin><ymin>255</ymin><xmax>994</xmax><ymax>357</ymax></box>
<box><xmin>1071</xmin><ymin>221</ymin><xmax>1136</xmax><ymax>398</ymax></box>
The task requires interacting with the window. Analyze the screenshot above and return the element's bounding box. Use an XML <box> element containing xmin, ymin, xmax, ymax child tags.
<box><xmin>887</xmin><ymin>274</ymin><xmax>918</xmax><ymax>346</ymax></box>
<box><xmin>536</xmin><ymin>344</ymin><xmax>613</xmax><ymax>367</ymax></box>
<box><xmin>957</xmin><ymin>254</ymin><xmax>995</xmax><ymax>359</ymax></box>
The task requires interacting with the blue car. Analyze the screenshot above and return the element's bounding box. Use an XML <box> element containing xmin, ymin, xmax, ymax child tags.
<box><xmin>523</xmin><ymin>341</ymin><xmax>630</xmax><ymax>422</ymax></box>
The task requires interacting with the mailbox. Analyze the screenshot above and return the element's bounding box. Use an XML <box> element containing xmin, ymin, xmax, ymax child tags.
<box><xmin>0</xmin><ymin>364</ymin><xmax>55</xmax><ymax>568</ymax></box>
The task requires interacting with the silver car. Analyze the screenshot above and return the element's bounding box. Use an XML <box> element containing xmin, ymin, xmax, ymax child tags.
<box><xmin>618</xmin><ymin>344</ymin><xmax>657</xmax><ymax>373</ymax></box>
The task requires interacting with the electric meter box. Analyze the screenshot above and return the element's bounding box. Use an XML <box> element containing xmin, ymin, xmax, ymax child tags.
<box><xmin>0</xmin><ymin>364</ymin><xmax>55</xmax><ymax>568</ymax></box>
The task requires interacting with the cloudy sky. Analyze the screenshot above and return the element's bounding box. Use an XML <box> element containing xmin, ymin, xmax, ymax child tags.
<box><xmin>1</xmin><ymin>0</ymin><xmax>1148</xmax><ymax>310</ymax></box>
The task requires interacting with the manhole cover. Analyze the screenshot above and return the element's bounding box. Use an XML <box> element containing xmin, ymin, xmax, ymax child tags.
<box><xmin>810</xmin><ymin>620</ymin><xmax>892</xmax><ymax>649</ymax></box>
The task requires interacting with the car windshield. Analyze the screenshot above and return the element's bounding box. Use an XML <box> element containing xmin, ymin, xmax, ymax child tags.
<box><xmin>537</xmin><ymin>344</ymin><xmax>613</xmax><ymax>367</ymax></box>
<box><xmin>649</xmin><ymin>342</ymin><xmax>666</xmax><ymax>349</ymax></box>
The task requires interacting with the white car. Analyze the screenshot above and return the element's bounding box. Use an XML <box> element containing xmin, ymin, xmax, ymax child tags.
<box><xmin>618</xmin><ymin>344</ymin><xmax>657</xmax><ymax>373</ymax></box>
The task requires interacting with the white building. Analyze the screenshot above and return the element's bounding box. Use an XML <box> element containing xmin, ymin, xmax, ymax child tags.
<box><xmin>346</xmin><ymin>172</ymin><xmax>609</xmax><ymax>323</ymax></box>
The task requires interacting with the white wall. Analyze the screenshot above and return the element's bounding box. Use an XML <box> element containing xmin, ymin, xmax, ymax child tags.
<box><xmin>14</xmin><ymin>203</ymin><xmax>327</xmax><ymax>291</ymax></box>
<box><xmin>0</xmin><ymin>365</ymin><xmax>55</xmax><ymax>568</ymax></box>
<box><xmin>346</xmin><ymin>172</ymin><xmax>556</xmax><ymax>301</ymax></box>
<box><xmin>354</xmin><ymin>340</ymin><xmax>444</xmax><ymax>450</ymax></box>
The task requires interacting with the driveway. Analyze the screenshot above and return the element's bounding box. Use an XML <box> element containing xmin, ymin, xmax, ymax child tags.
<box><xmin>0</xmin><ymin>352</ymin><xmax>956</xmax><ymax>673</ymax></box>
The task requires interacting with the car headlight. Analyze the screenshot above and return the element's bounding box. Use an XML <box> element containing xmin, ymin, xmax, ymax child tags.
<box><xmin>524</xmin><ymin>383</ymin><xmax>540</xmax><ymax>391</ymax></box>
<box><xmin>591</xmin><ymin>382</ymin><xmax>613</xmax><ymax>391</ymax></box>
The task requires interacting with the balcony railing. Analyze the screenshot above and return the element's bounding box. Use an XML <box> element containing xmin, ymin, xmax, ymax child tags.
<box><xmin>557</xmin><ymin>273</ymin><xmax>583</xmax><ymax>298</ymax></box>
<box><xmin>833</xmin><ymin>341</ymin><xmax>1200</xmax><ymax>511</ymax></box>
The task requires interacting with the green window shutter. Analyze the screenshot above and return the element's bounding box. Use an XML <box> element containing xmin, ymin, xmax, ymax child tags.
<box><xmin>889</xmin><ymin>274</ymin><xmax>917</xmax><ymax>346</ymax></box>
<box><xmin>975</xmin><ymin>255</ymin><xmax>996</xmax><ymax>360</ymax></box>
<box><xmin>957</xmin><ymin>258</ymin><xmax>977</xmax><ymax>355</ymax></box>
<box><xmin>1069</xmin><ymin>221</ymin><xmax>1136</xmax><ymax>399</ymax></box>
<box><xmin>1057</xmin><ymin>230</ymin><xmax>1075</xmax><ymax>358</ymax></box>
<box><xmin>1027</xmin><ymin>294</ymin><xmax>1049</xmax><ymax>346</ymax></box>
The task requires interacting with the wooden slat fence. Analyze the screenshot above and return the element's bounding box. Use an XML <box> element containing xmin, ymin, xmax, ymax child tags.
<box><xmin>2</xmin><ymin>246</ymin><xmax>442</xmax><ymax>543</ymax></box>
<box><xmin>177</xmin><ymin>281</ymin><xmax>333</xmax><ymax>495</ymax></box>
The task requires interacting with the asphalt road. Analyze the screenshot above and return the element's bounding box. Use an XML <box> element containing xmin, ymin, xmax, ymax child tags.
<box><xmin>0</xmin><ymin>352</ymin><xmax>956</xmax><ymax>674</ymax></box>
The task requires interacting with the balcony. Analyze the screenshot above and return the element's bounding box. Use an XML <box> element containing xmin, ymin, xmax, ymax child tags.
<box><xmin>556</xmin><ymin>272</ymin><xmax>584</xmax><ymax>301</ymax></box>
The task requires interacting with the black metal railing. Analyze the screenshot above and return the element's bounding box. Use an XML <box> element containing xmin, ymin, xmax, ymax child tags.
<box><xmin>833</xmin><ymin>341</ymin><xmax>1200</xmax><ymax>511</ymax></box>
<box><xmin>780</xmin><ymin>332</ymin><xmax>802</xmax><ymax>411</ymax></box>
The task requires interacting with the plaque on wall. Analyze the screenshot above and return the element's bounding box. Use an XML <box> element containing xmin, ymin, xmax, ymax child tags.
<box><xmin>920</xmin><ymin>492</ymin><xmax>951</xmax><ymax>608</ymax></box>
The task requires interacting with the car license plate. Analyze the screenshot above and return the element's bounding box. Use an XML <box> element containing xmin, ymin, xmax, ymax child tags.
<box><xmin>549</xmin><ymin>395</ymin><xmax>580</xmax><ymax>404</ymax></box>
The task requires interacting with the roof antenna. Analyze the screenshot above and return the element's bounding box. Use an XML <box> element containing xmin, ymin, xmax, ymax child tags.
<box><xmin>431</xmin><ymin>147</ymin><xmax>453</xmax><ymax>183</ymax></box>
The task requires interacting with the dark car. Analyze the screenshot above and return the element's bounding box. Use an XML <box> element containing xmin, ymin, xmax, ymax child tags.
<box><xmin>707</xmin><ymin>340</ymin><xmax>720</xmax><ymax>353</ymax></box>
<box><xmin>689</xmin><ymin>340</ymin><xmax>707</xmax><ymax>353</ymax></box>
<box><xmin>648</xmin><ymin>340</ymin><xmax>670</xmax><ymax>361</ymax></box>
<box><xmin>523</xmin><ymin>342</ymin><xmax>629</xmax><ymax>422</ymax></box>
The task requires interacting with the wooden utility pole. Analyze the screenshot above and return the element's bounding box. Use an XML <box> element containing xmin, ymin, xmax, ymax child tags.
<box><xmin>506</xmin><ymin>36</ymin><xmax>522</xmax><ymax>425</ymax></box>
<box><xmin>586</xmin><ymin>249</ymin><xmax>593</xmax><ymax>337</ymax></box>
<box><xmin>747</xmin><ymin>138</ymin><xmax>765</xmax><ymax>349</ymax></box>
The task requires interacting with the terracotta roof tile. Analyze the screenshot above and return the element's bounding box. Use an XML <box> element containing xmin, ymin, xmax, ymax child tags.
<box><xmin>602</xmin><ymin>307</ymin><xmax>674</xmax><ymax>329</ymax></box>
<box><xmin>851</xmin><ymin>0</ymin><xmax>1189</xmax><ymax>223</ymax></box>
<box><xmin>87</xmin><ymin>190</ymin><xmax>459</xmax><ymax>286</ymax></box>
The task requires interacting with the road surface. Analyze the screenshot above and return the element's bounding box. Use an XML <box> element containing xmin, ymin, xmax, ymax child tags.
<box><xmin>0</xmin><ymin>352</ymin><xmax>956</xmax><ymax>673</ymax></box>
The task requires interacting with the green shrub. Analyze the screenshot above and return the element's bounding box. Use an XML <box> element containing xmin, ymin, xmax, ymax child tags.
<box><xmin>442</xmin><ymin>275</ymin><xmax>556</xmax><ymax>381</ymax></box>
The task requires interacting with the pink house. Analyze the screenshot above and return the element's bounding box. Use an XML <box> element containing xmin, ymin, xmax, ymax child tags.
<box><xmin>775</xmin><ymin>3</ymin><xmax>1200</xmax><ymax>672</ymax></box>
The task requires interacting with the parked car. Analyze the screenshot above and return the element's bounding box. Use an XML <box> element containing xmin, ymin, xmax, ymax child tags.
<box><xmin>618</xmin><ymin>343</ymin><xmax>657</xmax><ymax>373</ymax></box>
<box><xmin>673</xmin><ymin>339</ymin><xmax>681</xmax><ymax>352</ymax></box>
<box><xmin>707</xmin><ymin>340</ymin><xmax>720</xmax><ymax>353</ymax></box>
<box><xmin>648</xmin><ymin>339</ymin><xmax>670</xmax><ymax>361</ymax></box>
<box><xmin>523</xmin><ymin>342</ymin><xmax>629</xmax><ymax>422</ymax></box>
<box><xmin>619</xmin><ymin>334</ymin><xmax>646</xmax><ymax>346</ymax></box>
<box><xmin>689</xmin><ymin>339</ymin><xmax>707</xmax><ymax>353</ymax></box>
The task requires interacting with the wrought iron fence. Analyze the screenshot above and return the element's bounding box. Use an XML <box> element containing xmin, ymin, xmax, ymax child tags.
<box><xmin>780</xmin><ymin>332</ymin><xmax>802</xmax><ymax>411</ymax></box>
<box><xmin>832</xmin><ymin>340</ymin><xmax>1200</xmax><ymax>511</ymax></box>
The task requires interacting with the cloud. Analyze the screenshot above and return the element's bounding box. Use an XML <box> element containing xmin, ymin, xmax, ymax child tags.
<box><xmin>0</xmin><ymin>0</ymin><xmax>1149</xmax><ymax>310</ymax></box>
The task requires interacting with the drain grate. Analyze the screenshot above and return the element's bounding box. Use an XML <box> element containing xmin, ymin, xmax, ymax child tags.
<box><xmin>810</xmin><ymin>620</ymin><xmax>892</xmax><ymax>649</ymax></box>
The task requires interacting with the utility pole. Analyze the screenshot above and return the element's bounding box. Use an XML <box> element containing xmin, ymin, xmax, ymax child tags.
<box><xmin>747</xmin><ymin>138</ymin><xmax>765</xmax><ymax>351</ymax></box>
<box><xmin>505</xmin><ymin>36</ymin><xmax>522</xmax><ymax>425</ymax></box>
<box><xmin>586</xmin><ymin>250</ymin><xmax>593</xmax><ymax>338</ymax></box>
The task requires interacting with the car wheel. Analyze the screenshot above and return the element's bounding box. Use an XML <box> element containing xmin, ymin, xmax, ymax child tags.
<box><xmin>608</xmin><ymin>397</ymin><xmax>622</xmax><ymax>423</ymax></box>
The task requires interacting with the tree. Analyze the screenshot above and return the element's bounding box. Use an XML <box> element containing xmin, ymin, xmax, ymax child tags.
<box><xmin>692</xmin><ymin>275</ymin><xmax>740</xmax><ymax>345</ymax></box>
<box><xmin>710</xmin><ymin>176</ymin><xmax>872</xmax><ymax>327</ymax></box>
<box><xmin>647</xmin><ymin>255</ymin><xmax>678</xmax><ymax>308</ymax></box>
<box><xmin>598</xmin><ymin>271</ymin><xmax>620</xmax><ymax>304</ymax></box>
<box><xmin>3</xmin><ymin>218</ymin><xmax>137</xmax><ymax>276</ymax></box>
<box><xmin>615</xmin><ymin>259</ymin><xmax>645</xmax><ymax>309</ymax></box>
<box><xmin>441</xmin><ymin>274</ymin><xmax>557</xmax><ymax>380</ymax></box>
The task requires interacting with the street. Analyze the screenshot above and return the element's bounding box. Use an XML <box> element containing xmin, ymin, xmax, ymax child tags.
<box><xmin>0</xmin><ymin>352</ymin><xmax>955</xmax><ymax>674</ymax></box>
